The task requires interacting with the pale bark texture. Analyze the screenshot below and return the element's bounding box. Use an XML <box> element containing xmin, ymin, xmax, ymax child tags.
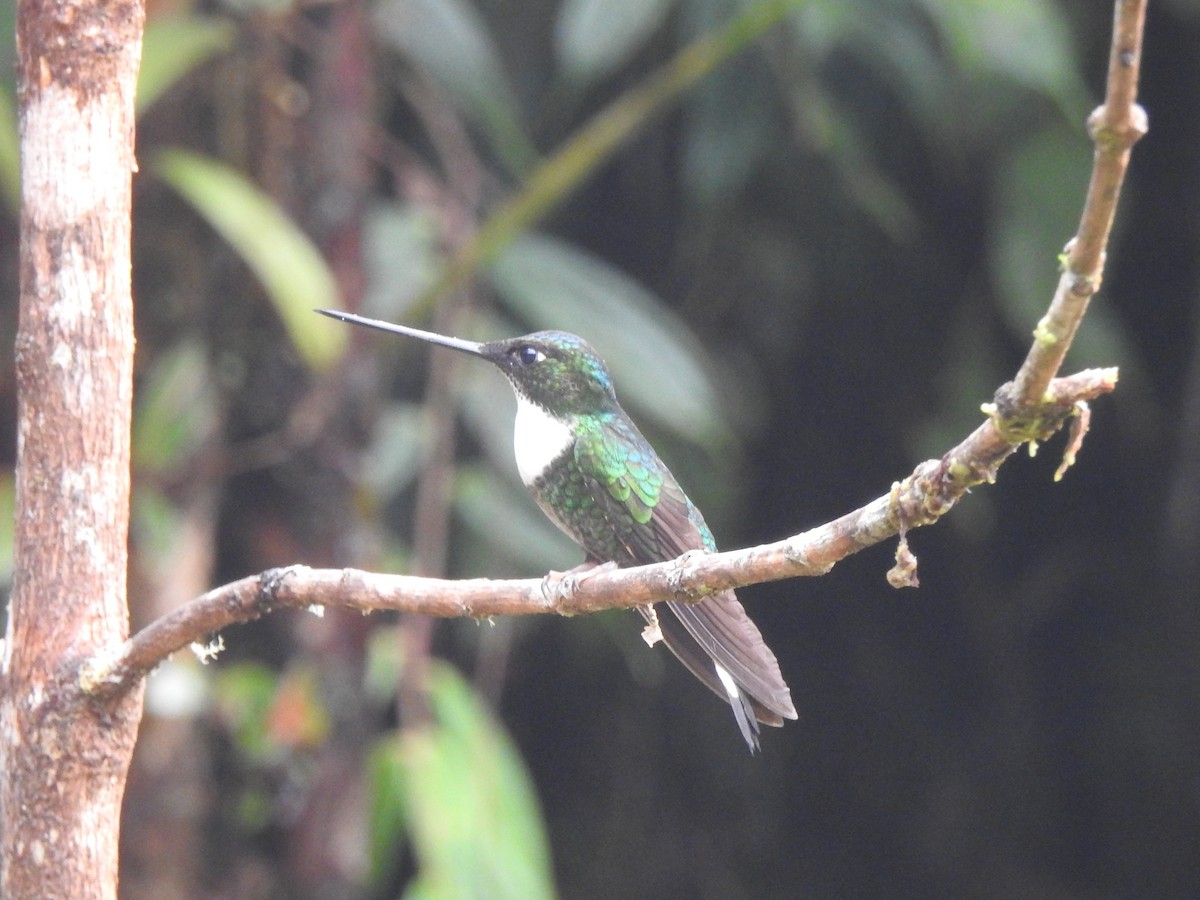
<box><xmin>2</xmin><ymin>1</ymin><xmax>146</xmax><ymax>897</ymax></box>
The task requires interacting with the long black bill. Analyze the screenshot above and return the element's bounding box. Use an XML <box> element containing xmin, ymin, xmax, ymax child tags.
<box><xmin>315</xmin><ymin>309</ymin><xmax>487</xmax><ymax>357</ymax></box>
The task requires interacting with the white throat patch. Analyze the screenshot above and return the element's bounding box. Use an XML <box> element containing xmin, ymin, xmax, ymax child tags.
<box><xmin>513</xmin><ymin>393</ymin><xmax>574</xmax><ymax>485</ymax></box>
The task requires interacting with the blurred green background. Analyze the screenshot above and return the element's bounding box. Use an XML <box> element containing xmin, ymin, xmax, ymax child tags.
<box><xmin>2</xmin><ymin>0</ymin><xmax>1199</xmax><ymax>897</ymax></box>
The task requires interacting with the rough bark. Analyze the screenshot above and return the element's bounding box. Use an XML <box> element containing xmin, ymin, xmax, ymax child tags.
<box><xmin>1</xmin><ymin>1</ymin><xmax>146</xmax><ymax>897</ymax></box>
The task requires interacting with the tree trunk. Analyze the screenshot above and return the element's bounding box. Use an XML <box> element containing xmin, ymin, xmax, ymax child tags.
<box><xmin>2</xmin><ymin>1</ymin><xmax>146</xmax><ymax>897</ymax></box>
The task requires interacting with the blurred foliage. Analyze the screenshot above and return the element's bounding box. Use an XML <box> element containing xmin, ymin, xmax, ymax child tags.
<box><xmin>132</xmin><ymin>339</ymin><xmax>219</xmax><ymax>474</ymax></box>
<box><xmin>0</xmin><ymin>0</ymin><xmax>16</xmax><ymax>209</ymax></box>
<box><xmin>404</xmin><ymin>0</ymin><xmax>800</xmax><ymax>307</ymax></box>
<box><xmin>373</xmin><ymin>0</ymin><xmax>537</xmax><ymax>174</ymax></box>
<box><xmin>153</xmin><ymin>149</ymin><xmax>346</xmax><ymax>372</ymax></box>
<box><xmin>139</xmin><ymin>15</ymin><xmax>238</xmax><ymax>114</ymax></box>
<box><xmin>360</xmin><ymin>202</ymin><xmax>442</xmax><ymax>318</ymax></box>
<box><xmin>4</xmin><ymin>0</ymin><xmax>1199</xmax><ymax>897</ymax></box>
<box><xmin>214</xmin><ymin>662</ymin><xmax>312</xmax><ymax>766</ymax></box>
<box><xmin>555</xmin><ymin>0</ymin><xmax>677</xmax><ymax>87</ymax></box>
<box><xmin>368</xmin><ymin>661</ymin><xmax>554</xmax><ymax>899</ymax></box>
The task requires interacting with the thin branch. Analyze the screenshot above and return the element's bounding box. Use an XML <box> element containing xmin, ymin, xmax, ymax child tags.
<box><xmin>85</xmin><ymin>3</ymin><xmax>1143</xmax><ymax>702</ymax></box>
<box><xmin>1010</xmin><ymin>0</ymin><xmax>1148</xmax><ymax>406</ymax></box>
<box><xmin>83</xmin><ymin>367</ymin><xmax>1117</xmax><ymax>696</ymax></box>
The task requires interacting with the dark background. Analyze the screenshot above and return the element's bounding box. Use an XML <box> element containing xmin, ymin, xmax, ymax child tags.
<box><xmin>2</xmin><ymin>0</ymin><xmax>1198</xmax><ymax>897</ymax></box>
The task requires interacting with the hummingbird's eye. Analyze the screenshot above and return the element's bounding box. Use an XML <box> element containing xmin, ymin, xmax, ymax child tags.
<box><xmin>513</xmin><ymin>345</ymin><xmax>545</xmax><ymax>366</ymax></box>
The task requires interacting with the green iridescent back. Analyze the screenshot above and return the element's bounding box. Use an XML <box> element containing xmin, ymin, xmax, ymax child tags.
<box><xmin>530</xmin><ymin>410</ymin><xmax>716</xmax><ymax>566</ymax></box>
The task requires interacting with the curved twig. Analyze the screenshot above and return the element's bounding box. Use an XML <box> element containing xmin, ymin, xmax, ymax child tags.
<box><xmin>1010</xmin><ymin>0</ymin><xmax>1148</xmax><ymax>406</ymax></box>
<box><xmin>83</xmin><ymin>368</ymin><xmax>1117</xmax><ymax>695</ymax></box>
<box><xmin>84</xmin><ymin>1</ymin><xmax>1145</xmax><ymax>699</ymax></box>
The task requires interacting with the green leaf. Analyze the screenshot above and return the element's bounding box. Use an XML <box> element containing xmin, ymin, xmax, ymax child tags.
<box><xmin>138</xmin><ymin>15</ymin><xmax>236</xmax><ymax>115</ymax></box>
<box><xmin>153</xmin><ymin>149</ymin><xmax>345</xmax><ymax>372</ymax></box>
<box><xmin>367</xmin><ymin>729</ymin><xmax>412</xmax><ymax>890</ymax></box>
<box><xmin>679</xmin><ymin>5</ymin><xmax>774</xmax><ymax>207</ymax></box>
<box><xmin>362</xmin><ymin>202</ymin><xmax>442</xmax><ymax>318</ymax></box>
<box><xmin>363</xmin><ymin>626</ymin><xmax>410</xmax><ymax>706</ymax></box>
<box><xmin>213</xmin><ymin>663</ymin><xmax>282</xmax><ymax>764</ymax></box>
<box><xmin>990</xmin><ymin>127</ymin><xmax>1140</xmax><ymax>374</ymax></box>
<box><xmin>417</xmin><ymin>0</ymin><xmax>799</xmax><ymax>305</ymax></box>
<box><xmin>989</xmin><ymin>127</ymin><xmax>1090</xmax><ymax>328</ymax></box>
<box><xmin>555</xmin><ymin>0</ymin><xmax>677</xmax><ymax>87</ymax></box>
<box><xmin>130</xmin><ymin>488</ymin><xmax>185</xmax><ymax>580</ymax></box>
<box><xmin>488</xmin><ymin>233</ymin><xmax>728</xmax><ymax>444</ymax></box>
<box><xmin>360</xmin><ymin>402</ymin><xmax>430</xmax><ymax>500</ymax></box>
<box><xmin>916</xmin><ymin>0</ymin><xmax>1089</xmax><ymax>116</ymax></box>
<box><xmin>132</xmin><ymin>339</ymin><xmax>218</xmax><ymax>474</ymax></box>
<box><xmin>372</xmin><ymin>0</ymin><xmax>535</xmax><ymax>174</ymax></box>
<box><xmin>369</xmin><ymin>663</ymin><xmax>556</xmax><ymax>899</ymax></box>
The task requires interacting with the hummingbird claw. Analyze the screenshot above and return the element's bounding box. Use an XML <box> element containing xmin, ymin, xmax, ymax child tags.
<box><xmin>667</xmin><ymin>549</ymin><xmax>707</xmax><ymax>599</ymax></box>
<box><xmin>538</xmin><ymin>572</ymin><xmax>564</xmax><ymax>604</ymax></box>
<box><xmin>541</xmin><ymin>560</ymin><xmax>619</xmax><ymax>605</ymax></box>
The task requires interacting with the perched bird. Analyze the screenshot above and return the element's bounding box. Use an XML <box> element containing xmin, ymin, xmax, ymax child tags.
<box><xmin>318</xmin><ymin>309</ymin><xmax>796</xmax><ymax>750</ymax></box>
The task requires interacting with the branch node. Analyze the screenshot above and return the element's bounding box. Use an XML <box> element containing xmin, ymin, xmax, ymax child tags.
<box><xmin>668</xmin><ymin>549</ymin><xmax>708</xmax><ymax>601</ymax></box>
<box><xmin>945</xmin><ymin>455</ymin><xmax>995</xmax><ymax>488</ymax></box>
<box><xmin>916</xmin><ymin>461</ymin><xmax>957</xmax><ymax>519</ymax></box>
<box><xmin>888</xmin><ymin>475</ymin><xmax>931</xmax><ymax>538</ymax></box>
<box><xmin>985</xmin><ymin>383</ymin><xmax>1076</xmax><ymax>447</ymax></box>
<box><xmin>1067</xmin><ymin>266</ymin><xmax>1103</xmax><ymax>299</ymax></box>
<box><xmin>258</xmin><ymin>565</ymin><xmax>305</xmax><ymax>614</ymax></box>
<box><xmin>79</xmin><ymin>643</ymin><xmax>128</xmax><ymax>694</ymax></box>
<box><xmin>1129</xmin><ymin>103</ymin><xmax>1149</xmax><ymax>140</ymax></box>
<box><xmin>1088</xmin><ymin>101</ymin><xmax>1149</xmax><ymax>147</ymax></box>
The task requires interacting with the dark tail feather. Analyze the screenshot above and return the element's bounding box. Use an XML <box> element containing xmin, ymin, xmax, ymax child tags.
<box><xmin>645</xmin><ymin>592</ymin><xmax>795</xmax><ymax>751</ymax></box>
<box><xmin>666</xmin><ymin>591</ymin><xmax>797</xmax><ymax>722</ymax></box>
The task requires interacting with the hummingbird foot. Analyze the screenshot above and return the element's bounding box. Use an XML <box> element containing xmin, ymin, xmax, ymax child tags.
<box><xmin>667</xmin><ymin>549</ymin><xmax>708</xmax><ymax>600</ymax></box>
<box><xmin>540</xmin><ymin>560</ymin><xmax>619</xmax><ymax>605</ymax></box>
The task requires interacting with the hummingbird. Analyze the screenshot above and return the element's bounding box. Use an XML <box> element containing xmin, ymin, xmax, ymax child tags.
<box><xmin>317</xmin><ymin>308</ymin><xmax>796</xmax><ymax>751</ymax></box>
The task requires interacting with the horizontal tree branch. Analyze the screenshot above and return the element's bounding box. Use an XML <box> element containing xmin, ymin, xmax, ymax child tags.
<box><xmin>82</xmin><ymin>1</ymin><xmax>1143</xmax><ymax>702</ymax></box>
<box><xmin>81</xmin><ymin>366</ymin><xmax>1117</xmax><ymax>697</ymax></box>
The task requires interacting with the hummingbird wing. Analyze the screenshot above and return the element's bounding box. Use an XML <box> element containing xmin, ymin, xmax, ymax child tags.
<box><xmin>573</xmin><ymin>419</ymin><xmax>797</xmax><ymax>738</ymax></box>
